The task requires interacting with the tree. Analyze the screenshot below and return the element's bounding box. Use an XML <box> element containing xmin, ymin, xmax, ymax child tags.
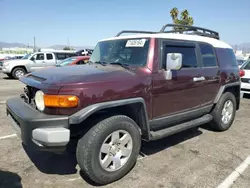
<box><xmin>63</xmin><ymin>46</ymin><xmax>71</xmax><ymax>50</ymax></box>
<box><xmin>170</xmin><ymin>7</ymin><xmax>194</xmax><ymax>32</ymax></box>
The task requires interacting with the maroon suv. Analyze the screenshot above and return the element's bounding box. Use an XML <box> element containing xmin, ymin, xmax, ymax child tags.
<box><xmin>6</xmin><ymin>24</ymin><xmax>241</xmax><ymax>185</ymax></box>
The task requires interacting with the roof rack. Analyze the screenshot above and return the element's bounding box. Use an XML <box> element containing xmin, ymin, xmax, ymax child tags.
<box><xmin>115</xmin><ymin>30</ymin><xmax>157</xmax><ymax>37</ymax></box>
<box><xmin>160</xmin><ymin>24</ymin><xmax>220</xmax><ymax>39</ymax></box>
<box><xmin>115</xmin><ymin>24</ymin><xmax>220</xmax><ymax>40</ymax></box>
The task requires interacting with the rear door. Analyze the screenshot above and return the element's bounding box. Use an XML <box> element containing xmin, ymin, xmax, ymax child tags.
<box><xmin>198</xmin><ymin>43</ymin><xmax>220</xmax><ymax>105</ymax></box>
<box><xmin>152</xmin><ymin>40</ymin><xmax>206</xmax><ymax>118</ymax></box>
<box><xmin>45</xmin><ymin>53</ymin><xmax>56</xmax><ymax>66</ymax></box>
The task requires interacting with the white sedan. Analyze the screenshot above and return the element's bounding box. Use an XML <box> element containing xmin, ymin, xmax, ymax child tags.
<box><xmin>240</xmin><ymin>58</ymin><xmax>250</xmax><ymax>96</ymax></box>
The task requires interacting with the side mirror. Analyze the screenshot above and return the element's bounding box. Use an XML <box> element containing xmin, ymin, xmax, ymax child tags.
<box><xmin>166</xmin><ymin>53</ymin><xmax>182</xmax><ymax>70</ymax></box>
<box><xmin>30</xmin><ymin>57</ymin><xmax>35</xmax><ymax>61</ymax></box>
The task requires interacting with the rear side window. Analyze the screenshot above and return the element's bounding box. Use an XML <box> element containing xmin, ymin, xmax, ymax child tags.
<box><xmin>199</xmin><ymin>43</ymin><xmax>217</xmax><ymax>67</ymax></box>
<box><xmin>164</xmin><ymin>46</ymin><xmax>197</xmax><ymax>68</ymax></box>
<box><xmin>215</xmin><ymin>48</ymin><xmax>238</xmax><ymax>67</ymax></box>
<box><xmin>46</xmin><ymin>53</ymin><xmax>53</xmax><ymax>60</ymax></box>
<box><xmin>56</xmin><ymin>53</ymin><xmax>66</xmax><ymax>60</ymax></box>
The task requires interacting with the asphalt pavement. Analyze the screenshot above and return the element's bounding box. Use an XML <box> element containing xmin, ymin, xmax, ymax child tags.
<box><xmin>0</xmin><ymin>72</ymin><xmax>250</xmax><ymax>188</ymax></box>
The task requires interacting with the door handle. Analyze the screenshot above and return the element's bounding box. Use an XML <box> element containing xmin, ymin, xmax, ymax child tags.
<box><xmin>193</xmin><ymin>76</ymin><xmax>206</xmax><ymax>82</ymax></box>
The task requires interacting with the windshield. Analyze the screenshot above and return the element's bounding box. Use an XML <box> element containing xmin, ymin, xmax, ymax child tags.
<box><xmin>89</xmin><ymin>38</ymin><xmax>150</xmax><ymax>67</ymax></box>
<box><xmin>22</xmin><ymin>54</ymin><xmax>31</xmax><ymax>60</ymax></box>
<box><xmin>58</xmin><ymin>57</ymin><xmax>77</xmax><ymax>67</ymax></box>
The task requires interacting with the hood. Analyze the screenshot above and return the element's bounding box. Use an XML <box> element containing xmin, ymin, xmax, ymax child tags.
<box><xmin>4</xmin><ymin>59</ymin><xmax>30</xmax><ymax>65</ymax></box>
<box><xmin>22</xmin><ymin>64</ymin><xmax>139</xmax><ymax>85</ymax></box>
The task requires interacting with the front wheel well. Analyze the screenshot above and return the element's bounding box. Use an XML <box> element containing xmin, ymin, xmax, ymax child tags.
<box><xmin>70</xmin><ymin>103</ymin><xmax>150</xmax><ymax>140</ymax></box>
<box><xmin>11</xmin><ymin>66</ymin><xmax>27</xmax><ymax>73</ymax></box>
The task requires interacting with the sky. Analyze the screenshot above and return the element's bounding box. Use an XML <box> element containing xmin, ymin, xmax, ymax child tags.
<box><xmin>0</xmin><ymin>0</ymin><xmax>249</xmax><ymax>47</ymax></box>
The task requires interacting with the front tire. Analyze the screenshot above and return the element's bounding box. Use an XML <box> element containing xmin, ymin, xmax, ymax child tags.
<box><xmin>76</xmin><ymin>115</ymin><xmax>141</xmax><ymax>185</ymax></box>
<box><xmin>12</xmin><ymin>67</ymin><xmax>26</xmax><ymax>79</ymax></box>
<box><xmin>210</xmin><ymin>92</ymin><xmax>236</xmax><ymax>131</ymax></box>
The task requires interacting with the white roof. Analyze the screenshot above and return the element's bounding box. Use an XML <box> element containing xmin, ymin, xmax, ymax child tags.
<box><xmin>100</xmin><ymin>33</ymin><xmax>232</xmax><ymax>49</ymax></box>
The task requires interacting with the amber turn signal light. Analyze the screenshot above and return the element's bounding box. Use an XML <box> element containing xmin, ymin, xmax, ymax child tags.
<box><xmin>44</xmin><ymin>95</ymin><xmax>79</xmax><ymax>108</ymax></box>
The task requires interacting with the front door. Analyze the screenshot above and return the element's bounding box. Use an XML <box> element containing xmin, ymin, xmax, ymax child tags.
<box><xmin>152</xmin><ymin>40</ymin><xmax>206</xmax><ymax>119</ymax></box>
<box><xmin>28</xmin><ymin>53</ymin><xmax>46</xmax><ymax>72</ymax></box>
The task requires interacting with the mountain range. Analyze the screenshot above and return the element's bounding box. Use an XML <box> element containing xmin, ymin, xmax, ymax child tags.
<box><xmin>0</xmin><ymin>42</ymin><xmax>94</xmax><ymax>50</ymax></box>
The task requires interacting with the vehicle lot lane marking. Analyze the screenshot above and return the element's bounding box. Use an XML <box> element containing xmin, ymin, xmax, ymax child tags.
<box><xmin>217</xmin><ymin>155</ymin><xmax>250</xmax><ymax>188</ymax></box>
<box><xmin>0</xmin><ymin>134</ymin><xmax>17</xmax><ymax>140</ymax></box>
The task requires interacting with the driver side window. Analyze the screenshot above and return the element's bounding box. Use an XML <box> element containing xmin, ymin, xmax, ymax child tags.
<box><xmin>31</xmin><ymin>53</ymin><xmax>44</xmax><ymax>61</ymax></box>
<box><xmin>36</xmin><ymin>53</ymin><xmax>44</xmax><ymax>60</ymax></box>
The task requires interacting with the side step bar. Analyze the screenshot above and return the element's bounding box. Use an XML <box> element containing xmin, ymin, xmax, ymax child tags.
<box><xmin>150</xmin><ymin>114</ymin><xmax>213</xmax><ymax>141</ymax></box>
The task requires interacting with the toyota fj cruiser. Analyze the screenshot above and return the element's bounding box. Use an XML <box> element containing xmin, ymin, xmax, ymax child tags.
<box><xmin>6</xmin><ymin>24</ymin><xmax>241</xmax><ymax>185</ymax></box>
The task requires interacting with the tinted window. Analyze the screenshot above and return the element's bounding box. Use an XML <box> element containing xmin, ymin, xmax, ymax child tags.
<box><xmin>56</xmin><ymin>53</ymin><xmax>66</xmax><ymax>60</ymax></box>
<box><xmin>77</xmin><ymin>60</ymin><xmax>85</xmax><ymax>65</ymax></box>
<box><xmin>46</xmin><ymin>53</ymin><xmax>53</xmax><ymax>60</ymax></box>
<box><xmin>199</xmin><ymin>43</ymin><xmax>217</xmax><ymax>67</ymax></box>
<box><xmin>32</xmin><ymin>53</ymin><xmax>44</xmax><ymax>60</ymax></box>
<box><xmin>241</xmin><ymin>59</ymin><xmax>250</xmax><ymax>70</ymax></box>
<box><xmin>215</xmin><ymin>48</ymin><xmax>238</xmax><ymax>67</ymax></box>
<box><xmin>164</xmin><ymin>46</ymin><xmax>197</xmax><ymax>68</ymax></box>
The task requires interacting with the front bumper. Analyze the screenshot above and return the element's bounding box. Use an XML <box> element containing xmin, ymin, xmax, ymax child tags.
<box><xmin>2</xmin><ymin>67</ymin><xmax>11</xmax><ymax>73</ymax></box>
<box><xmin>6</xmin><ymin>97</ymin><xmax>70</xmax><ymax>152</ymax></box>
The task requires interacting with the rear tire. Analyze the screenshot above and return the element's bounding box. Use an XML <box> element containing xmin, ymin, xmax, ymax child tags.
<box><xmin>76</xmin><ymin>115</ymin><xmax>141</xmax><ymax>185</ymax></box>
<box><xmin>209</xmin><ymin>92</ymin><xmax>236</xmax><ymax>131</ymax></box>
<box><xmin>12</xmin><ymin>67</ymin><xmax>26</xmax><ymax>79</ymax></box>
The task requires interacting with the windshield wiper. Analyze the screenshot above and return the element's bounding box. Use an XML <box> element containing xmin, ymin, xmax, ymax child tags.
<box><xmin>89</xmin><ymin>61</ymin><xmax>107</xmax><ymax>66</ymax></box>
<box><xmin>110</xmin><ymin>62</ymin><xmax>130</xmax><ymax>69</ymax></box>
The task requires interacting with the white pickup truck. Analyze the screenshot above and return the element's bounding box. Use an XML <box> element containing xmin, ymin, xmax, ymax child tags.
<box><xmin>2</xmin><ymin>51</ymin><xmax>76</xmax><ymax>79</ymax></box>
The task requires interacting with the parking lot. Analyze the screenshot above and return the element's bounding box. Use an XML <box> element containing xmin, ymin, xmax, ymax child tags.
<box><xmin>0</xmin><ymin>72</ymin><xmax>250</xmax><ymax>188</ymax></box>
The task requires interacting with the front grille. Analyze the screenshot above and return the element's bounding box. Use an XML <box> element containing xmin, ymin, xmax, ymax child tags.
<box><xmin>241</xmin><ymin>78</ymin><xmax>250</xmax><ymax>83</ymax></box>
<box><xmin>20</xmin><ymin>86</ymin><xmax>38</xmax><ymax>108</ymax></box>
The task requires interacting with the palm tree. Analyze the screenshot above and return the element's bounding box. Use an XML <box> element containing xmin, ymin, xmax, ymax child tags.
<box><xmin>170</xmin><ymin>8</ymin><xmax>194</xmax><ymax>32</ymax></box>
<box><xmin>170</xmin><ymin>7</ymin><xmax>179</xmax><ymax>22</ymax></box>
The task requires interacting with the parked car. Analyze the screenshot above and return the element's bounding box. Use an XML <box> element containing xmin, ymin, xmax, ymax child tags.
<box><xmin>237</xmin><ymin>59</ymin><xmax>245</xmax><ymax>67</ymax></box>
<box><xmin>6</xmin><ymin>24</ymin><xmax>241</xmax><ymax>185</ymax></box>
<box><xmin>2</xmin><ymin>51</ymin><xmax>76</xmax><ymax>79</ymax></box>
<box><xmin>56</xmin><ymin>56</ymin><xmax>90</xmax><ymax>67</ymax></box>
<box><xmin>0</xmin><ymin>60</ymin><xmax>3</xmax><ymax>70</ymax></box>
<box><xmin>240</xmin><ymin>58</ymin><xmax>250</xmax><ymax>96</ymax></box>
<box><xmin>76</xmin><ymin>49</ymin><xmax>93</xmax><ymax>56</ymax></box>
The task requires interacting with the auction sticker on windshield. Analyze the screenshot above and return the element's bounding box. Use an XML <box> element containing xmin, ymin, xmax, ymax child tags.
<box><xmin>126</xmin><ymin>39</ymin><xmax>147</xmax><ymax>47</ymax></box>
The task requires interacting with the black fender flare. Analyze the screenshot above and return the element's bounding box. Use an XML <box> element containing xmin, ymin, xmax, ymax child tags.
<box><xmin>69</xmin><ymin>97</ymin><xmax>151</xmax><ymax>140</ymax></box>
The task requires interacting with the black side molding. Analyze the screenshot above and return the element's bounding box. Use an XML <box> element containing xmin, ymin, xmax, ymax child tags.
<box><xmin>69</xmin><ymin>97</ymin><xmax>151</xmax><ymax>140</ymax></box>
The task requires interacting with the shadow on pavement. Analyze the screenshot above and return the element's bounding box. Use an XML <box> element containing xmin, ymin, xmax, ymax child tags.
<box><xmin>22</xmin><ymin>127</ymin><xmax>202</xmax><ymax>186</ymax></box>
<box><xmin>2</xmin><ymin>76</ymin><xmax>14</xmax><ymax>80</ymax></box>
<box><xmin>0</xmin><ymin>170</ymin><xmax>23</xmax><ymax>188</ymax></box>
<box><xmin>141</xmin><ymin>127</ymin><xmax>203</xmax><ymax>156</ymax></box>
<box><xmin>23</xmin><ymin>142</ymin><xmax>78</xmax><ymax>175</ymax></box>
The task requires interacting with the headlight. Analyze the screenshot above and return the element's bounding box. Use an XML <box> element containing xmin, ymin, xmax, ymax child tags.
<box><xmin>35</xmin><ymin>90</ymin><xmax>45</xmax><ymax>111</ymax></box>
<box><xmin>3</xmin><ymin>62</ymin><xmax>9</xmax><ymax>66</ymax></box>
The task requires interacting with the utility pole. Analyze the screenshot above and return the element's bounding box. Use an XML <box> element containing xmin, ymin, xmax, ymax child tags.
<box><xmin>33</xmin><ymin>37</ymin><xmax>36</xmax><ymax>52</ymax></box>
<box><xmin>67</xmin><ymin>37</ymin><xmax>70</xmax><ymax>48</ymax></box>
